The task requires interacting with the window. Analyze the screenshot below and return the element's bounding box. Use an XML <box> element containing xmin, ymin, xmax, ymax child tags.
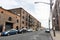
<box><xmin>22</xmin><ymin>16</ymin><xmax>24</xmax><ymax>19</ymax></box>
<box><xmin>57</xmin><ymin>19</ymin><xmax>58</xmax><ymax>24</ymax></box>
<box><xmin>26</xmin><ymin>27</ymin><xmax>27</xmax><ymax>28</ymax></box>
<box><xmin>22</xmin><ymin>21</ymin><xmax>24</xmax><ymax>24</ymax></box>
<box><xmin>22</xmin><ymin>27</ymin><xmax>24</xmax><ymax>28</ymax></box>
<box><xmin>16</xmin><ymin>16</ymin><xmax>17</xmax><ymax>18</ymax></box>
<box><xmin>26</xmin><ymin>23</ymin><xmax>27</xmax><ymax>26</ymax></box>
<box><xmin>16</xmin><ymin>26</ymin><xmax>18</xmax><ymax>30</ymax></box>
<box><xmin>14</xmin><ymin>10</ymin><xmax>16</xmax><ymax>14</ymax></box>
<box><xmin>26</xmin><ymin>18</ymin><xmax>27</xmax><ymax>21</ymax></box>
<box><xmin>1</xmin><ymin>11</ymin><xmax>3</xmax><ymax>13</ymax></box>
<box><xmin>8</xmin><ymin>17</ymin><xmax>12</xmax><ymax>21</ymax></box>
<box><xmin>17</xmin><ymin>20</ymin><xmax>19</xmax><ymax>23</ymax></box>
<box><xmin>53</xmin><ymin>19</ymin><xmax>55</xmax><ymax>22</ymax></box>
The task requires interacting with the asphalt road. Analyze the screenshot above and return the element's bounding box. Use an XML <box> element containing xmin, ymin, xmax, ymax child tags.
<box><xmin>0</xmin><ymin>30</ymin><xmax>53</xmax><ymax>40</ymax></box>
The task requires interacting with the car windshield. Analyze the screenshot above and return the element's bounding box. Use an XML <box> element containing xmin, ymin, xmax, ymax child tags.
<box><xmin>5</xmin><ymin>30</ymin><xmax>10</xmax><ymax>32</ymax></box>
<box><xmin>45</xmin><ymin>28</ymin><xmax>49</xmax><ymax>31</ymax></box>
<box><xmin>3</xmin><ymin>30</ymin><xmax>10</xmax><ymax>33</ymax></box>
<box><xmin>10</xmin><ymin>29</ymin><xmax>17</xmax><ymax>31</ymax></box>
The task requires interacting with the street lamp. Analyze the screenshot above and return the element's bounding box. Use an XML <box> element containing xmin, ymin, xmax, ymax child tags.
<box><xmin>34</xmin><ymin>0</ymin><xmax>56</xmax><ymax>37</ymax></box>
<box><xmin>34</xmin><ymin>1</ymin><xmax>51</xmax><ymax>31</ymax></box>
<box><xmin>35</xmin><ymin>1</ymin><xmax>53</xmax><ymax>5</ymax></box>
<box><xmin>34</xmin><ymin>1</ymin><xmax>52</xmax><ymax>29</ymax></box>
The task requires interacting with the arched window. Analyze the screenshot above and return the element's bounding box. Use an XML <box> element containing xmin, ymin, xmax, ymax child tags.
<box><xmin>1</xmin><ymin>11</ymin><xmax>3</xmax><ymax>13</ymax></box>
<box><xmin>17</xmin><ymin>20</ymin><xmax>19</xmax><ymax>23</ymax></box>
<box><xmin>22</xmin><ymin>16</ymin><xmax>24</xmax><ymax>19</ymax></box>
<box><xmin>16</xmin><ymin>26</ymin><xmax>18</xmax><ymax>30</ymax></box>
<box><xmin>22</xmin><ymin>21</ymin><xmax>24</xmax><ymax>24</ymax></box>
<box><xmin>8</xmin><ymin>17</ymin><xmax>12</xmax><ymax>21</ymax></box>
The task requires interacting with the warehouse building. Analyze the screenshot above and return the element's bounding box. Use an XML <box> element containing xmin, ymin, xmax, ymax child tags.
<box><xmin>0</xmin><ymin>7</ymin><xmax>20</xmax><ymax>32</ymax></box>
<box><xmin>0</xmin><ymin>7</ymin><xmax>41</xmax><ymax>32</ymax></box>
<box><xmin>8</xmin><ymin>7</ymin><xmax>41</xmax><ymax>31</ymax></box>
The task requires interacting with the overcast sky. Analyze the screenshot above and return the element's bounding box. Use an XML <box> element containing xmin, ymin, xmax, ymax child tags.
<box><xmin>0</xmin><ymin>0</ymin><xmax>56</xmax><ymax>28</ymax></box>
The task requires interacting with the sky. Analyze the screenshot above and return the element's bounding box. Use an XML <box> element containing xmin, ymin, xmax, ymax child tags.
<box><xmin>0</xmin><ymin>0</ymin><xmax>56</xmax><ymax>28</ymax></box>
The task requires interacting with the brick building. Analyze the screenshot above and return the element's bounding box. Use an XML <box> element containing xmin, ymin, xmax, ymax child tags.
<box><xmin>52</xmin><ymin>0</ymin><xmax>60</xmax><ymax>31</ymax></box>
<box><xmin>0</xmin><ymin>7</ymin><xmax>41</xmax><ymax>32</ymax></box>
<box><xmin>8</xmin><ymin>7</ymin><xmax>41</xmax><ymax>31</ymax></box>
<box><xmin>0</xmin><ymin>7</ymin><xmax>20</xmax><ymax>32</ymax></box>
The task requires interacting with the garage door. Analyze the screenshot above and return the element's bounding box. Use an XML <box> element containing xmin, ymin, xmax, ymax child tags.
<box><xmin>5</xmin><ymin>22</ymin><xmax>13</xmax><ymax>31</ymax></box>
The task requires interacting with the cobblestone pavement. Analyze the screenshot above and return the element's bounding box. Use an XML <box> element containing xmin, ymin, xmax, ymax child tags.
<box><xmin>0</xmin><ymin>30</ymin><xmax>52</xmax><ymax>40</ymax></box>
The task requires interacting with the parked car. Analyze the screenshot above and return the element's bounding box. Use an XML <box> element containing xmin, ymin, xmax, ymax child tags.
<box><xmin>27</xmin><ymin>29</ymin><xmax>33</xmax><ymax>32</ymax></box>
<box><xmin>8</xmin><ymin>29</ymin><xmax>18</xmax><ymax>35</ymax></box>
<box><xmin>1</xmin><ymin>31</ymin><xmax>10</xmax><ymax>36</ymax></box>
<box><xmin>18</xmin><ymin>28</ymin><xmax>27</xmax><ymax>34</ymax></box>
<box><xmin>18</xmin><ymin>29</ymin><xmax>23</xmax><ymax>34</ymax></box>
<box><xmin>21</xmin><ymin>29</ymin><xmax>27</xmax><ymax>33</ymax></box>
<box><xmin>45</xmin><ymin>28</ymin><xmax>50</xmax><ymax>33</ymax></box>
<box><xmin>1</xmin><ymin>29</ymin><xmax>18</xmax><ymax>36</ymax></box>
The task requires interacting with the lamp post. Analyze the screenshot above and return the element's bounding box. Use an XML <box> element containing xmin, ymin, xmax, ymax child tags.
<box><xmin>34</xmin><ymin>1</ymin><xmax>51</xmax><ymax>31</ymax></box>
<box><xmin>34</xmin><ymin>0</ymin><xmax>56</xmax><ymax>37</ymax></box>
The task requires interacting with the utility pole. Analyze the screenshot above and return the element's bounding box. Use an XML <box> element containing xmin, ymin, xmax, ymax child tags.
<box><xmin>50</xmin><ymin>0</ymin><xmax>56</xmax><ymax>37</ymax></box>
<box><xmin>50</xmin><ymin>0</ymin><xmax>52</xmax><ymax>32</ymax></box>
<box><xmin>49</xmin><ymin>19</ymin><xmax>50</xmax><ymax>31</ymax></box>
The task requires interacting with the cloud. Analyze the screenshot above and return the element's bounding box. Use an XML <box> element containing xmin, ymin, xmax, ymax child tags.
<box><xmin>0</xmin><ymin>0</ymin><xmax>19</xmax><ymax>8</ymax></box>
<box><xmin>15</xmin><ymin>0</ymin><xmax>35</xmax><ymax>12</ymax></box>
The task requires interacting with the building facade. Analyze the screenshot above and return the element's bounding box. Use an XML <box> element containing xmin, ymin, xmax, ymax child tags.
<box><xmin>0</xmin><ymin>7</ymin><xmax>41</xmax><ymax>32</ymax></box>
<box><xmin>52</xmin><ymin>0</ymin><xmax>60</xmax><ymax>31</ymax></box>
<box><xmin>0</xmin><ymin>7</ymin><xmax>20</xmax><ymax>32</ymax></box>
<box><xmin>8</xmin><ymin>7</ymin><xmax>41</xmax><ymax>31</ymax></box>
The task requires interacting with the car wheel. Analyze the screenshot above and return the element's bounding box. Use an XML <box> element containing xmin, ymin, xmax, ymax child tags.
<box><xmin>16</xmin><ymin>32</ymin><xmax>17</xmax><ymax>34</ymax></box>
<box><xmin>8</xmin><ymin>34</ymin><xmax>10</xmax><ymax>36</ymax></box>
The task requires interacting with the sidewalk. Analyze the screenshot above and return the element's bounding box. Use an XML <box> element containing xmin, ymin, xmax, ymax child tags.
<box><xmin>51</xmin><ymin>30</ymin><xmax>60</xmax><ymax>40</ymax></box>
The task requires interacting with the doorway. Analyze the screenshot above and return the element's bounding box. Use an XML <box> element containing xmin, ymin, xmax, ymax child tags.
<box><xmin>0</xmin><ymin>25</ymin><xmax>3</xmax><ymax>32</ymax></box>
<box><xmin>5</xmin><ymin>22</ymin><xmax>13</xmax><ymax>31</ymax></box>
<box><xmin>16</xmin><ymin>26</ymin><xmax>18</xmax><ymax>30</ymax></box>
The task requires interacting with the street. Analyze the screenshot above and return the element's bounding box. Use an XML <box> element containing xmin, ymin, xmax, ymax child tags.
<box><xmin>0</xmin><ymin>30</ymin><xmax>53</xmax><ymax>40</ymax></box>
